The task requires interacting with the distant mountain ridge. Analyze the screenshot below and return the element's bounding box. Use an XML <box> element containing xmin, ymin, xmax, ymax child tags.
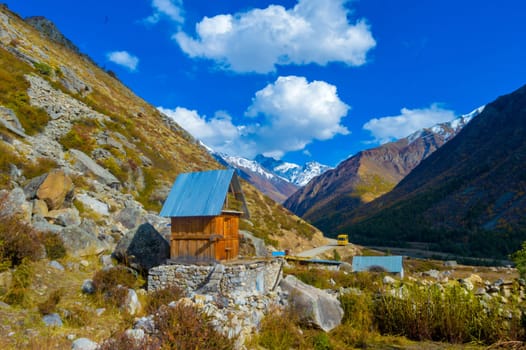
<box><xmin>284</xmin><ymin>108</ymin><xmax>481</xmax><ymax>229</ymax></box>
<box><xmin>210</xmin><ymin>151</ymin><xmax>331</xmax><ymax>203</ymax></box>
<box><xmin>342</xmin><ymin>85</ymin><xmax>526</xmax><ymax>259</ymax></box>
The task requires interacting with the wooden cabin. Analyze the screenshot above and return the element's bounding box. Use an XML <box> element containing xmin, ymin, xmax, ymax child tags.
<box><xmin>160</xmin><ymin>169</ymin><xmax>249</xmax><ymax>263</ymax></box>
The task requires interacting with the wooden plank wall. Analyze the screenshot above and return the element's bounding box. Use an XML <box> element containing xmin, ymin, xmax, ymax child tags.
<box><xmin>171</xmin><ymin>214</ymin><xmax>240</xmax><ymax>261</ymax></box>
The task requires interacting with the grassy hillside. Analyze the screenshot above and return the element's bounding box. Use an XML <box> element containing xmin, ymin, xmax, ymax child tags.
<box><xmin>0</xmin><ymin>5</ymin><xmax>323</xmax><ymax>248</ymax></box>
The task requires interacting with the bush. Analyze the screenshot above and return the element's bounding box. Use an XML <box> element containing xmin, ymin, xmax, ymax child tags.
<box><xmin>37</xmin><ymin>288</ymin><xmax>63</xmax><ymax>315</ymax></box>
<box><xmin>374</xmin><ymin>284</ymin><xmax>517</xmax><ymax>344</ymax></box>
<box><xmin>145</xmin><ymin>285</ymin><xmax>184</xmax><ymax>314</ymax></box>
<box><xmin>0</xmin><ymin>206</ymin><xmax>42</xmax><ymax>270</ymax></box>
<box><xmin>34</xmin><ymin>62</ymin><xmax>52</xmax><ymax>76</ymax></box>
<box><xmin>153</xmin><ymin>303</ymin><xmax>234</xmax><ymax>350</ymax></box>
<box><xmin>40</xmin><ymin>232</ymin><xmax>66</xmax><ymax>260</ymax></box>
<box><xmin>2</xmin><ymin>259</ymin><xmax>33</xmax><ymax>307</ymax></box>
<box><xmin>256</xmin><ymin>307</ymin><xmax>303</xmax><ymax>350</ymax></box>
<box><xmin>92</xmin><ymin>266</ymin><xmax>141</xmax><ymax>307</ymax></box>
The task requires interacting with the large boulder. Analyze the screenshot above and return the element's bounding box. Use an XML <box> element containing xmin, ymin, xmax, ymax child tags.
<box><xmin>113</xmin><ymin>223</ymin><xmax>170</xmax><ymax>273</ymax></box>
<box><xmin>279</xmin><ymin>275</ymin><xmax>343</xmax><ymax>332</ymax></box>
<box><xmin>36</xmin><ymin>170</ymin><xmax>73</xmax><ymax>210</ymax></box>
<box><xmin>69</xmin><ymin>149</ymin><xmax>120</xmax><ymax>188</ymax></box>
<box><xmin>0</xmin><ymin>188</ymin><xmax>32</xmax><ymax>222</ymax></box>
<box><xmin>59</xmin><ymin>225</ymin><xmax>106</xmax><ymax>254</ymax></box>
<box><xmin>115</xmin><ymin>207</ymin><xmax>145</xmax><ymax>230</ymax></box>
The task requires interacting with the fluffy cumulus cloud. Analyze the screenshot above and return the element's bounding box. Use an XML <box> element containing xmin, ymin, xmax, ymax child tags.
<box><xmin>106</xmin><ymin>51</ymin><xmax>139</xmax><ymax>71</ymax></box>
<box><xmin>145</xmin><ymin>0</ymin><xmax>184</xmax><ymax>25</ymax></box>
<box><xmin>173</xmin><ymin>0</ymin><xmax>376</xmax><ymax>73</ymax></box>
<box><xmin>363</xmin><ymin>104</ymin><xmax>456</xmax><ymax>144</ymax></box>
<box><xmin>160</xmin><ymin>76</ymin><xmax>350</xmax><ymax>158</ymax></box>
<box><xmin>246</xmin><ymin>76</ymin><xmax>350</xmax><ymax>157</ymax></box>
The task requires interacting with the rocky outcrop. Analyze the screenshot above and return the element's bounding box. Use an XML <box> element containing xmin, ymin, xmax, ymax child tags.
<box><xmin>0</xmin><ymin>106</ymin><xmax>26</xmax><ymax>137</ymax></box>
<box><xmin>279</xmin><ymin>275</ymin><xmax>343</xmax><ymax>332</ymax></box>
<box><xmin>36</xmin><ymin>170</ymin><xmax>73</xmax><ymax>210</ymax></box>
<box><xmin>69</xmin><ymin>149</ymin><xmax>120</xmax><ymax>188</ymax></box>
<box><xmin>25</xmin><ymin>16</ymin><xmax>79</xmax><ymax>54</ymax></box>
<box><xmin>113</xmin><ymin>223</ymin><xmax>170</xmax><ymax>273</ymax></box>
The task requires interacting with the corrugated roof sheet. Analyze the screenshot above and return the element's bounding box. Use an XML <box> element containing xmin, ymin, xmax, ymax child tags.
<box><xmin>352</xmin><ymin>256</ymin><xmax>403</xmax><ymax>273</ymax></box>
<box><xmin>160</xmin><ymin>169</ymin><xmax>235</xmax><ymax>217</ymax></box>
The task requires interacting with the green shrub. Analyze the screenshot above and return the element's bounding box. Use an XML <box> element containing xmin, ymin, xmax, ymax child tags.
<box><xmin>511</xmin><ymin>241</ymin><xmax>526</xmax><ymax>278</ymax></box>
<box><xmin>256</xmin><ymin>307</ymin><xmax>303</xmax><ymax>350</ymax></box>
<box><xmin>153</xmin><ymin>303</ymin><xmax>234</xmax><ymax>350</ymax></box>
<box><xmin>40</xmin><ymin>232</ymin><xmax>66</xmax><ymax>260</ymax></box>
<box><xmin>312</xmin><ymin>332</ymin><xmax>332</xmax><ymax>350</ymax></box>
<box><xmin>34</xmin><ymin>62</ymin><xmax>52</xmax><ymax>76</ymax></box>
<box><xmin>374</xmin><ymin>284</ymin><xmax>516</xmax><ymax>344</ymax></box>
<box><xmin>37</xmin><ymin>288</ymin><xmax>63</xmax><ymax>315</ymax></box>
<box><xmin>2</xmin><ymin>259</ymin><xmax>33</xmax><ymax>307</ymax></box>
<box><xmin>59</xmin><ymin>123</ymin><xmax>97</xmax><ymax>154</ymax></box>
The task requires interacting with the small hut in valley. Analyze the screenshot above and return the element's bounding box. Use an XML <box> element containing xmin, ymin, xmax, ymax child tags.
<box><xmin>160</xmin><ymin>169</ymin><xmax>249</xmax><ymax>263</ymax></box>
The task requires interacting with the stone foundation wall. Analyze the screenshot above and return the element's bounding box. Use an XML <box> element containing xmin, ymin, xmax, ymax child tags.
<box><xmin>148</xmin><ymin>259</ymin><xmax>283</xmax><ymax>297</ymax></box>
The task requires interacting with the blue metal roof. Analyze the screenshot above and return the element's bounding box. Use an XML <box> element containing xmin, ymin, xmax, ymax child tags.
<box><xmin>160</xmin><ymin>169</ymin><xmax>236</xmax><ymax>217</ymax></box>
<box><xmin>352</xmin><ymin>256</ymin><xmax>403</xmax><ymax>273</ymax></box>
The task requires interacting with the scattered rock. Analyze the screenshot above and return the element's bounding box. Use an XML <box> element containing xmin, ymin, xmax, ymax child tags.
<box><xmin>75</xmin><ymin>193</ymin><xmax>109</xmax><ymax>216</ymax></box>
<box><xmin>36</xmin><ymin>170</ymin><xmax>73</xmax><ymax>210</ymax></box>
<box><xmin>81</xmin><ymin>279</ymin><xmax>95</xmax><ymax>294</ymax></box>
<box><xmin>71</xmin><ymin>337</ymin><xmax>98</xmax><ymax>350</ymax></box>
<box><xmin>0</xmin><ymin>188</ymin><xmax>32</xmax><ymax>222</ymax></box>
<box><xmin>124</xmin><ymin>289</ymin><xmax>141</xmax><ymax>316</ymax></box>
<box><xmin>0</xmin><ymin>106</ymin><xmax>26</xmax><ymax>137</ymax></box>
<box><xmin>32</xmin><ymin>214</ymin><xmax>63</xmax><ymax>233</ymax></box>
<box><xmin>383</xmin><ymin>276</ymin><xmax>396</xmax><ymax>285</ymax></box>
<box><xmin>49</xmin><ymin>260</ymin><xmax>64</xmax><ymax>271</ymax></box>
<box><xmin>32</xmin><ymin>199</ymin><xmax>48</xmax><ymax>216</ymax></box>
<box><xmin>113</xmin><ymin>223</ymin><xmax>170</xmax><ymax>273</ymax></box>
<box><xmin>423</xmin><ymin>269</ymin><xmax>440</xmax><ymax>279</ymax></box>
<box><xmin>115</xmin><ymin>207</ymin><xmax>145</xmax><ymax>230</ymax></box>
<box><xmin>46</xmin><ymin>208</ymin><xmax>81</xmax><ymax>226</ymax></box>
<box><xmin>42</xmin><ymin>313</ymin><xmax>62</xmax><ymax>327</ymax></box>
<box><xmin>134</xmin><ymin>316</ymin><xmax>155</xmax><ymax>334</ymax></box>
<box><xmin>69</xmin><ymin>149</ymin><xmax>120</xmax><ymax>188</ymax></box>
<box><xmin>24</xmin><ymin>174</ymin><xmax>48</xmax><ymax>200</ymax></box>
<box><xmin>279</xmin><ymin>275</ymin><xmax>343</xmax><ymax>332</ymax></box>
<box><xmin>59</xmin><ymin>225</ymin><xmax>102</xmax><ymax>254</ymax></box>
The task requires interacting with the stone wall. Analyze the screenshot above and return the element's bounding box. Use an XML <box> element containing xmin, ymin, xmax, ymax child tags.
<box><xmin>148</xmin><ymin>259</ymin><xmax>283</xmax><ymax>297</ymax></box>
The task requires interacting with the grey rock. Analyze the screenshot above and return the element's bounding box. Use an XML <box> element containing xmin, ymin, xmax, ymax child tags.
<box><xmin>113</xmin><ymin>223</ymin><xmax>170</xmax><ymax>273</ymax></box>
<box><xmin>42</xmin><ymin>313</ymin><xmax>63</xmax><ymax>327</ymax></box>
<box><xmin>279</xmin><ymin>275</ymin><xmax>343</xmax><ymax>332</ymax></box>
<box><xmin>91</xmin><ymin>148</ymin><xmax>112</xmax><ymax>161</ymax></box>
<box><xmin>75</xmin><ymin>193</ymin><xmax>109</xmax><ymax>216</ymax></box>
<box><xmin>115</xmin><ymin>207</ymin><xmax>145</xmax><ymax>230</ymax></box>
<box><xmin>46</xmin><ymin>208</ymin><xmax>81</xmax><ymax>227</ymax></box>
<box><xmin>58</xmin><ymin>65</ymin><xmax>91</xmax><ymax>96</ymax></box>
<box><xmin>240</xmin><ymin>230</ymin><xmax>268</xmax><ymax>257</ymax></box>
<box><xmin>0</xmin><ymin>106</ymin><xmax>26</xmax><ymax>137</ymax></box>
<box><xmin>100</xmin><ymin>255</ymin><xmax>114</xmax><ymax>268</ymax></box>
<box><xmin>49</xmin><ymin>260</ymin><xmax>64</xmax><ymax>271</ymax></box>
<box><xmin>423</xmin><ymin>269</ymin><xmax>440</xmax><ymax>279</ymax></box>
<box><xmin>383</xmin><ymin>276</ymin><xmax>396</xmax><ymax>285</ymax></box>
<box><xmin>71</xmin><ymin>338</ymin><xmax>99</xmax><ymax>350</ymax></box>
<box><xmin>134</xmin><ymin>316</ymin><xmax>155</xmax><ymax>334</ymax></box>
<box><xmin>124</xmin><ymin>289</ymin><xmax>141</xmax><ymax>316</ymax></box>
<box><xmin>125</xmin><ymin>328</ymin><xmax>145</xmax><ymax>342</ymax></box>
<box><xmin>0</xmin><ymin>188</ymin><xmax>32</xmax><ymax>222</ymax></box>
<box><xmin>32</xmin><ymin>214</ymin><xmax>63</xmax><ymax>233</ymax></box>
<box><xmin>59</xmin><ymin>225</ymin><xmax>102</xmax><ymax>254</ymax></box>
<box><xmin>69</xmin><ymin>149</ymin><xmax>120</xmax><ymax>188</ymax></box>
<box><xmin>23</xmin><ymin>174</ymin><xmax>48</xmax><ymax>200</ymax></box>
<box><xmin>81</xmin><ymin>279</ymin><xmax>95</xmax><ymax>294</ymax></box>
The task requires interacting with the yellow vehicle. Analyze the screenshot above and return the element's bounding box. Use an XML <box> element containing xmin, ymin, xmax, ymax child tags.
<box><xmin>337</xmin><ymin>234</ymin><xmax>349</xmax><ymax>246</ymax></box>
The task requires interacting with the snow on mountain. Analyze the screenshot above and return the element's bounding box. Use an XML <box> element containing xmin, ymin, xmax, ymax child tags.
<box><xmin>255</xmin><ymin>155</ymin><xmax>332</xmax><ymax>186</ymax></box>
<box><xmin>407</xmin><ymin>106</ymin><xmax>484</xmax><ymax>145</ymax></box>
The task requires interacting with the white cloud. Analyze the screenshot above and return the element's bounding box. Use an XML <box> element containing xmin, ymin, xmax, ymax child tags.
<box><xmin>145</xmin><ymin>0</ymin><xmax>184</xmax><ymax>25</ymax></box>
<box><xmin>363</xmin><ymin>103</ymin><xmax>456</xmax><ymax>143</ymax></box>
<box><xmin>246</xmin><ymin>76</ymin><xmax>350</xmax><ymax>158</ymax></box>
<box><xmin>106</xmin><ymin>51</ymin><xmax>139</xmax><ymax>71</ymax></box>
<box><xmin>173</xmin><ymin>0</ymin><xmax>376</xmax><ymax>73</ymax></box>
<box><xmin>160</xmin><ymin>76</ymin><xmax>350</xmax><ymax>159</ymax></box>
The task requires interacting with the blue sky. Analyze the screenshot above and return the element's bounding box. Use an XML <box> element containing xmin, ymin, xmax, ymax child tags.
<box><xmin>10</xmin><ymin>0</ymin><xmax>526</xmax><ymax>167</ymax></box>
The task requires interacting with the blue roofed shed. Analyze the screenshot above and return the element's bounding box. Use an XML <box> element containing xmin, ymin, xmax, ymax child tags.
<box><xmin>160</xmin><ymin>169</ymin><xmax>249</xmax><ymax>262</ymax></box>
<box><xmin>351</xmin><ymin>256</ymin><xmax>404</xmax><ymax>278</ymax></box>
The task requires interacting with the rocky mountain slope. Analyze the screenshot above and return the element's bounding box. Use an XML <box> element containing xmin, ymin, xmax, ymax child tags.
<box><xmin>284</xmin><ymin>111</ymin><xmax>478</xmax><ymax>233</ymax></box>
<box><xmin>211</xmin><ymin>151</ymin><xmax>331</xmax><ymax>203</ymax></box>
<box><xmin>344</xmin><ymin>85</ymin><xmax>526</xmax><ymax>258</ymax></box>
<box><xmin>0</xmin><ymin>5</ymin><xmax>324</xmax><ymax>252</ymax></box>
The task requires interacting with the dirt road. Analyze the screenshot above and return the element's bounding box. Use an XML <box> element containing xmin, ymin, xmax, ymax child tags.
<box><xmin>296</xmin><ymin>238</ymin><xmax>337</xmax><ymax>257</ymax></box>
